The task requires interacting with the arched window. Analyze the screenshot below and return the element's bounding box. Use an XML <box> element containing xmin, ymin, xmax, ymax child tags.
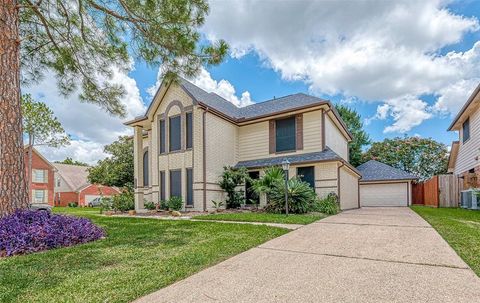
<box><xmin>143</xmin><ymin>150</ymin><xmax>149</xmax><ymax>186</ymax></box>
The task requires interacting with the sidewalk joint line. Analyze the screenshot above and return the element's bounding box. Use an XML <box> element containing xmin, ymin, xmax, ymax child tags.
<box><xmin>257</xmin><ymin>246</ymin><xmax>469</xmax><ymax>270</ymax></box>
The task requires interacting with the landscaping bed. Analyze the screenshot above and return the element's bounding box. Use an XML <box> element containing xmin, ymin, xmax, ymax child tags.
<box><xmin>411</xmin><ymin>206</ymin><xmax>480</xmax><ymax>276</ymax></box>
<box><xmin>0</xmin><ymin>207</ymin><xmax>288</xmax><ymax>303</ymax></box>
<box><xmin>193</xmin><ymin>211</ymin><xmax>328</xmax><ymax>225</ymax></box>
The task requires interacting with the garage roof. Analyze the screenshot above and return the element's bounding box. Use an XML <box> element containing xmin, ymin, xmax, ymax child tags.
<box><xmin>356</xmin><ymin>160</ymin><xmax>417</xmax><ymax>182</ymax></box>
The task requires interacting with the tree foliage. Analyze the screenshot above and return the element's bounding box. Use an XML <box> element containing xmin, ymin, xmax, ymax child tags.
<box><xmin>336</xmin><ymin>105</ymin><xmax>371</xmax><ymax>167</ymax></box>
<box><xmin>55</xmin><ymin>157</ymin><xmax>89</xmax><ymax>166</ymax></box>
<box><xmin>22</xmin><ymin>94</ymin><xmax>70</xmax><ymax>148</ymax></box>
<box><xmin>19</xmin><ymin>0</ymin><xmax>228</xmax><ymax>116</ymax></box>
<box><xmin>88</xmin><ymin>136</ymin><xmax>133</xmax><ymax>187</ymax></box>
<box><xmin>362</xmin><ymin>136</ymin><xmax>448</xmax><ymax>180</ymax></box>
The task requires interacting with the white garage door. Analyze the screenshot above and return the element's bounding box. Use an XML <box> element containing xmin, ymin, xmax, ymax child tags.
<box><xmin>85</xmin><ymin>195</ymin><xmax>102</xmax><ymax>203</ymax></box>
<box><xmin>360</xmin><ymin>182</ymin><xmax>408</xmax><ymax>207</ymax></box>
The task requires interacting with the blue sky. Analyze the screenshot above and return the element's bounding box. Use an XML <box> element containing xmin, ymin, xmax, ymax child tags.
<box><xmin>129</xmin><ymin>0</ymin><xmax>480</xmax><ymax>147</ymax></box>
<box><xmin>29</xmin><ymin>0</ymin><xmax>480</xmax><ymax>163</ymax></box>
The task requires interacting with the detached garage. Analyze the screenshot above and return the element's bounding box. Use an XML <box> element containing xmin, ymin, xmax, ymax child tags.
<box><xmin>357</xmin><ymin>160</ymin><xmax>417</xmax><ymax>207</ymax></box>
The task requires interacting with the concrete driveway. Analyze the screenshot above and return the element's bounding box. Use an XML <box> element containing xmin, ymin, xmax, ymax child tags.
<box><xmin>135</xmin><ymin>207</ymin><xmax>480</xmax><ymax>303</ymax></box>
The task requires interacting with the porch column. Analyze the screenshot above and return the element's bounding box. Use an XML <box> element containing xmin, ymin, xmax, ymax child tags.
<box><xmin>133</xmin><ymin>126</ymin><xmax>144</xmax><ymax>210</ymax></box>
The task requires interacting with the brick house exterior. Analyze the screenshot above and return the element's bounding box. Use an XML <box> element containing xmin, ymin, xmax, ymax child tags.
<box><xmin>53</xmin><ymin>163</ymin><xmax>120</xmax><ymax>206</ymax></box>
<box><xmin>126</xmin><ymin>78</ymin><xmax>361</xmax><ymax>212</ymax></box>
<box><xmin>24</xmin><ymin>147</ymin><xmax>55</xmax><ymax>205</ymax></box>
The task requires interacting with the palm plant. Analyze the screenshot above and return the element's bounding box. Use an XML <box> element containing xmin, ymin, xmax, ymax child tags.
<box><xmin>251</xmin><ymin>166</ymin><xmax>284</xmax><ymax>196</ymax></box>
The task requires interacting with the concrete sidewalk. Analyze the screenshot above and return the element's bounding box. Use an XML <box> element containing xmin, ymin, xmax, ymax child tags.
<box><xmin>135</xmin><ymin>207</ymin><xmax>480</xmax><ymax>303</ymax></box>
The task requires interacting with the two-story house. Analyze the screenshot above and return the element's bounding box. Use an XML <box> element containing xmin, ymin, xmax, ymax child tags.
<box><xmin>24</xmin><ymin>146</ymin><xmax>56</xmax><ymax>205</ymax></box>
<box><xmin>448</xmin><ymin>83</ymin><xmax>480</xmax><ymax>188</ymax></box>
<box><xmin>126</xmin><ymin>78</ymin><xmax>361</xmax><ymax>212</ymax></box>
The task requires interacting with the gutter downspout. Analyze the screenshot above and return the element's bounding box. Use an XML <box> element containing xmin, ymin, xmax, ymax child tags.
<box><xmin>202</xmin><ymin>108</ymin><xmax>208</xmax><ymax>211</ymax></box>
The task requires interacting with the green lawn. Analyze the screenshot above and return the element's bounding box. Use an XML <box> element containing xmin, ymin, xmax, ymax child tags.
<box><xmin>0</xmin><ymin>208</ymin><xmax>288</xmax><ymax>303</ymax></box>
<box><xmin>193</xmin><ymin>212</ymin><xmax>328</xmax><ymax>225</ymax></box>
<box><xmin>411</xmin><ymin>206</ymin><xmax>480</xmax><ymax>276</ymax></box>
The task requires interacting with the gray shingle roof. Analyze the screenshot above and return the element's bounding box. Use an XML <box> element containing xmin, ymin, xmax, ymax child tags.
<box><xmin>235</xmin><ymin>148</ymin><xmax>342</xmax><ymax>169</ymax></box>
<box><xmin>356</xmin><ymin>160</ymin><xmax>417</xmax><ymax>181</ymax></box>
<box><xmin>180</xmin><ymin>78</ymin><xmax>328</xmax><ymax>120</ymax></box>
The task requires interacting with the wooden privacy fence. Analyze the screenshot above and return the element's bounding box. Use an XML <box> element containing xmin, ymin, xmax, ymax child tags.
<box><xmin>411</xmin><ymin>174</ymin><xmax>460</xmax><ymax>207</ymax></box>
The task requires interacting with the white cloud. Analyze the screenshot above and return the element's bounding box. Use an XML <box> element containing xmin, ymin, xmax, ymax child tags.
<box><xmin>149</xmin><ymin>67</ymin><xmax>254</xmax><ymax>107</ymax></box>
<box><xmin>24</xmin><ymin>68</ymin><xmax>145</xmax><ymax>164</ymax></box>
<box><xmin>202</xmin><ymin>0</ymin><xmax>479</xmax><ymax>133</ymax></box>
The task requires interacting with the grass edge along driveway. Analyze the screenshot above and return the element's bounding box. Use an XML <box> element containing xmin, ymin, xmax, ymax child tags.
<box><xmin>193</xmin><ymin>212</ymin><xmax>328</xmax><ymax>225</ymax></box>
<box><xmin>0</xmin><ymin>208</ymin><xmax>289</xmax><ymax>303</ymax></box>
<box><xmin>411</xmin><ymin>206</ymin><xmax>480</xmax><ymax>276</ymax></box>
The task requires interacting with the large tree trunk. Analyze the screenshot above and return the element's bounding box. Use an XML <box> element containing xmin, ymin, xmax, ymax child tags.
<box><xmin>0</xmin><ymin>0</ymin><xmax>28</xmax><ymax>216</ymax></box>
<box><xmin>27</xmin><ymin>135</ymin><xmax>33</xmax><ymax>202</ymax></box>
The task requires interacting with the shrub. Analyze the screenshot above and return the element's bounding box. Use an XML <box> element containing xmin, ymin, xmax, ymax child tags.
<box><xmin>0</xmin><ymin>210</ymin><xmax>104</xmax><ymax>257</ymax></box>
<box><xmin>99</xmin><ymin>197</ymin><xmax>113</xmax><ymax>212</ymax></box>
<box><xmin>265</xmin><ymin>178</ymin><xmax>317</xmax><ymax>214</ymax></box>
<box><xmin>168</xmin><ymin>196</ymin><xmax>183</xmax><ymax>211</ymax></box>
<box><xmin>67</xmin><ymin>202</ymin><xmax>78</xmax><ymax>208</ymax></box>
<box><xmin>111</xmin><ymin>190</ymin><xmax>134</xmax><ymax>212</ymax></box>
<box><xmin>218</xmin><ymin>166</ymin><xmax>249</xmax><ymax>208</ymax></box>
<box><xmin>252</xmin><ymin>166</ymin><xmax>284</xmax><ymax>196</ymax></box>
<box><xmin>211</xmin><ymin>200</ymin><xmax>224</xmax><ymax>209</ymax></box>
<box><xmin>144</xmin><ymin>201</ymin><xmax>157</xmax><ymax>210</ymax></box>
<box><xmin>316</xmin><ymin>193</ymin><xmax>340</xmax><ymax>215</ymax></box>
<box><xmin>159</xmin><ymin>200</ymin><xmax>168</xmax><ymax>211</ymax></box>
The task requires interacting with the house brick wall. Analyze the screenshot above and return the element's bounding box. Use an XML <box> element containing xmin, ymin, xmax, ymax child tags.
<box><xmin>79</xmin><ymin>185</ymin><xmax>119</xmax><ymax>206</ymax></box>
<box><xmin>24</xmin><ymin>149</ymin><xmax>55</xmax><ymax>205</ymax></box>
<box><xmin>55</xmin><ymin>192</ymin><xmax>79</xmax><ymax>207</ymax></box>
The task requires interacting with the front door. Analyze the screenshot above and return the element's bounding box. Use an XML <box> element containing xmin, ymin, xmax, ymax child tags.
<box><xmin>245</xmin><ymin>171</ymin><xmax>260</xmax><ymax>205</ymax></box>
<box><xmin>297</xmin><ymin>166</ymin><xmax>315</xmax><ymax>188</ymax></box>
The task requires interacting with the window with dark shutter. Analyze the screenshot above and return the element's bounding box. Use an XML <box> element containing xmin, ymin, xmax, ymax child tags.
<box><xmin>143</xmin><ymin>150</ymin><xmax>149</xmax><ymax>186</ymax></box>
<box><xmin>170</xmin><ymin>170</ymin><xmax>182</xmax><ymax>198</ymax></box>
<box><xmin>169</xmin><ymin>116</ymin><xmax>181</xmax><ymax>151</ymax></box>
<box><xmin>159</xmin><ymin>120</ymin><xmax>166</xmax><ymax>153</ymax></box>
<box><xmin>160</xmin><ymin>171</ymin><xmax>165</xmax><ymax>201</ymax></box>
<box><xmin>186</xmin><ymin>112</ymin><xmax>193</xmax><ymax>149</ymax></box>
<box><xmin>463</xmin><ymin>118</ymin><xmax>470</xmax><ymax>143</ymax></box>
<box><xmin>186</xmin><ymin>168</ymin><xmax>193</xmax><ymax>206</ymax></box>
<box><xmin>275</xmin><ymin>116</ymin><xmax>296</xmax><ymax>152</ymax></box>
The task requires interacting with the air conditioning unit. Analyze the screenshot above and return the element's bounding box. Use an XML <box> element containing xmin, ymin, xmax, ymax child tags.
<box><xmin>460</xmin><ymin>189</ymin><xmax>479</xmax><ymax>210</ymax></box>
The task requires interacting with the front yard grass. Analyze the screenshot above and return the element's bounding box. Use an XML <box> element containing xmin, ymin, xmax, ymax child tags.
<box><xmin>411</xmin><ymin>206</ymin><xmax>480</xmax><ymax>276</ymax></box>
<box><xmin>193</xmin><ymin>212</ymin><xmax>328</xmax><ymax>225</ymax></box>
<box><xmin>0</xmin><ymin>207</ymin><xmax>288</xmax><ymax>303</ymax></box>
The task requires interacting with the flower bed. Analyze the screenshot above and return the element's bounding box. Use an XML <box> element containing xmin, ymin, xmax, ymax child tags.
<box><xmin>0</xmin><ymin>210</ymin><xmax>104</xmax><ymax>257</ymax></box>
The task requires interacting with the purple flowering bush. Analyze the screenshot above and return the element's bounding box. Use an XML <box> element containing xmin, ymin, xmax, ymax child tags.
<box><xmin>0</xmin><ymin>210</ymin><xmax>104</xmax><ymax>257</ymax></box>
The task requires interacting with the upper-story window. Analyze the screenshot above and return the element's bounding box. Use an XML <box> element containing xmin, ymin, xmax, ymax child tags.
<box><xmin>186</xmin><ymin>112</ymin><xmax>193</xmax><ymax>149</ymax></box>
<box><xmin>33</xmin><ymin>169</ymin><xmax>47</xmax><ymax>183</ymax></box>
<box><xmin>159</xmin><ymin>119</ymin><xmax>166</xmax><ymax>154</ymax></box>
<box><xmin>143</xmin><ymin>150</ymin><xmax>149</xmax><ymax>186</ymax></box>
<box><xmin>275</xmin><ymin>116</ymin><xmax>296</xmax><ymax>152</ymax></box>
<box><xmin>463</xmin><ymin>118</ymin><xmax>470</xmax><ymax>143</ymax></box>
<box><xmin>169</xmin><ymin>115</ymin><xmax>181</xmax><ymax>152</ymax></box>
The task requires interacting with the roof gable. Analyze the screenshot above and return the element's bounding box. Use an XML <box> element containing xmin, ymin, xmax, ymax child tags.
<box><xmin>52</xmin><ymin>163</ymin><xmax>90</xmax><ymax>191</ymax></box>
<box><xmin>448</xmin><ymin>82</ymin><xmax>480</xmax><ymax>131</ymax></box>
<box><xmin>356</xmin><ymin>160</ymin><xmax>417</xmax><ymax>181</ymax></box>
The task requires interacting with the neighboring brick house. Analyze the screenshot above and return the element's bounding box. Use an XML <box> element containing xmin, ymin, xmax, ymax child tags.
<box><xmin>448</xmin><ymin>83</ymin><xmax>480</xmax><ymax>189</ymax></box>
<box><xmin>24</xmin><ymin>147</ymin><xmax>55</xmax><ymax>205</ymax></box>
<box><xmin>53</xmin><ymin>163</ymin><xmax>119</xmax><ymax>206</ymax></box>
<box><xmin>125</xmin><ymin>78</ymin><xmax>362</xmax><ymax>212</ymax></box>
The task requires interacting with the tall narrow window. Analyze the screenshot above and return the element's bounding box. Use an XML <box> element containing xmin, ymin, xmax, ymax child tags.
<box><xmin>463</xmin><ymin>118</ymin><xmax>470</xmax><ymax>143</ymax></box>
<box><xmin>186</xmin><ymin>168</ymin><xmax>193</xmax><ymax>206</ymax></box>
<box><xmin>186</xmin><ymin>112</ymin><xmax>193</xmax><ymax>149</ymax></box>
<box><xmin>170</xmin><ymin>170</ymin><xmax>182</xmax><ymax>198</ymax></box>
<box><xmin>275</xmin><ymin>116</ymin><xmax>296</xmax><ymax>152</ymax></box>
<box><xmin>159</xmin><ymin>119</ymin><xmax>166</xmax><ymax>154</ymax></box>
<box><xmin>169</xmin><ymin>116</ymin><xmax>181</xmax><ymax>151</ymax></box>
<box><xmin>33</xmin><ymin>190</ymin><xmax>46</xmax><ymax>203</ymax></box>
<box><xmin>143</xmin><ymin>150</ymin><xmax>149</xmax><ymax>186</ymax></box>
<box><xmin>160</xmin><ymin>171</ymin><xmax>165</xmax><ymax>201</ymax></box>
